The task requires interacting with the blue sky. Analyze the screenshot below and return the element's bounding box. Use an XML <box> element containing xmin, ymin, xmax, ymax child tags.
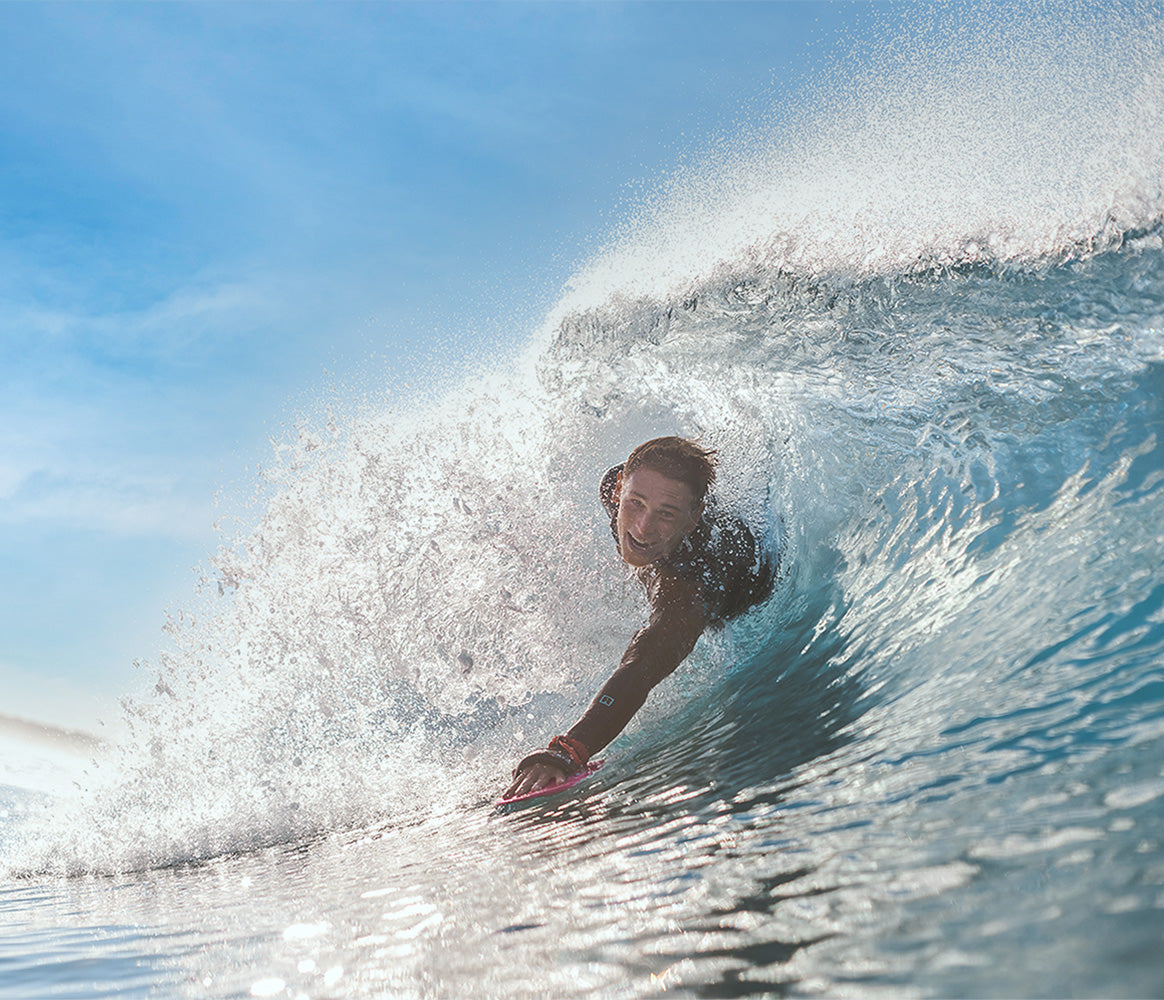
<box><xmin>0</xmin><ymin>2</ymin><xmax>863</xmax><ymax>729</ymax></box>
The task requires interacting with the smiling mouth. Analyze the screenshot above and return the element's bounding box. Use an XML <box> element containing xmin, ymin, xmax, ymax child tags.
<box><xmin>624</xmin><ymin>533</ymin><xmax>651</xmax><ymax>554</ymax></box>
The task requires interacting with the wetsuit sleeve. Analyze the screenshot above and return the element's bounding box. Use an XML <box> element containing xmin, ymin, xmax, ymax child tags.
<box><xmin>567</xmin><ymin>571</ymin><xmax>708</xmax><ymax>755</ymax></box>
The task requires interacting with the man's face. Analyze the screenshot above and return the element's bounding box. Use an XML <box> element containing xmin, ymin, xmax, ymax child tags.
<box><xmin>615</xmin><ymin>467</ymin><xmax>702</xmax><ymax>568</ymax></box>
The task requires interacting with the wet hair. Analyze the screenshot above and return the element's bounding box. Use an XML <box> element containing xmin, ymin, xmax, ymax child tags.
<box><xmin>624</xmin><ymin>436</ymin><xmax>717</xmax><ymax>505</ymax></box>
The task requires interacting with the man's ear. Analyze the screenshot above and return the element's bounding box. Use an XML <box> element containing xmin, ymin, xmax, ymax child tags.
<box><xmin>613</xmin><ymin>469</ymin><xmax>623</xmax><ymax>503</ymax></box>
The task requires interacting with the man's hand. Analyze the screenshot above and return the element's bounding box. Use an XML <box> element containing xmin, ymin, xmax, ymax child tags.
<box><xmin>503</xmin><ymin>760</ymin><xmax>568</xmax><ymax>800</ymax></box>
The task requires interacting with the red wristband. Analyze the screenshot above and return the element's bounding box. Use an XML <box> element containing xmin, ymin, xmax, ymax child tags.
<box><xmin>548</xmin><ymin>734</ymin><xmax>590</xmax><ymax>768</ymax></box>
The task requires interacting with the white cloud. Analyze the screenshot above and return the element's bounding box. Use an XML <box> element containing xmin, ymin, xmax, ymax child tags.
<box><xmin>0</xmin><ymin>270</ymin><xmax>274</xmax><ymax>362</ymax></box>
<box><xmin>0</xmin><ymin>467</ymin><xmax>212</xmax><ymax>539</ymax></box>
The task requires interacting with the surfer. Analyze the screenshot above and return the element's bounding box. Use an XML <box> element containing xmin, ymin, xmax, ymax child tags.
<box><xmin>504</xmin><ymin>436</ymin><xmax>777</xmax><ymax>799</ymax></box>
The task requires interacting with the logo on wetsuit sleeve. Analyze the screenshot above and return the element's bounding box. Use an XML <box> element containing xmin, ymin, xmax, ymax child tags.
<box><xmin>599</xmin><ymin>695</ymin><xmax>615</xmax><ymax>706</ymax></box>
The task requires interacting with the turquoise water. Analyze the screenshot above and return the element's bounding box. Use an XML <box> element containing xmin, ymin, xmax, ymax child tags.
<box><xmin>3</xmin><ymin>6</ymin><xmax>1164</xmax><ymax>998</ymax></box>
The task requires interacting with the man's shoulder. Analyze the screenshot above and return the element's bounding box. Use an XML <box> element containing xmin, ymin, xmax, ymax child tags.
<box><xmin>666</xmin><ymin>507</ymin><xmax>778</xmax><ymax>623</ymax></box>
<box><xmin>687</xmin><ymin>505</ymin><xmax>759</xmax><ymax>563</ymax></box>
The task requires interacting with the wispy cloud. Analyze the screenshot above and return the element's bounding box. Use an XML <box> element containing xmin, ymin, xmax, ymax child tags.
<box><xmin>0</xmin><ymin>466</ymin><xmax>211</xmax><ymax>539</ymax></box>
<box><xmin>0</xmin><ymin>271</ymin><xmax>286</xmax><ymax>541</ymax></box>
<box><xmin>1</xmin><ymin>275</ymin><xmax>273</xmax><ymax>365</ymax></box>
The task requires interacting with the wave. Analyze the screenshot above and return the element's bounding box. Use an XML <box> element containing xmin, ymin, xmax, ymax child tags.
<box><xmin>6</xmin><ymin>2</ymin><xmax>1164</xmax><ymax>877</ymax></box>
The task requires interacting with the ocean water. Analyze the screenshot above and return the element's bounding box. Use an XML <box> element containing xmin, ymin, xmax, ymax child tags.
<box><xmin>3</xmin><ymin>7</ymin><xmax>1164</xmax><ymax>999</ymax></box>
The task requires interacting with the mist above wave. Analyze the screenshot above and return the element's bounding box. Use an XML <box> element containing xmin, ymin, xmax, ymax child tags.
<box><xmin>552</xmin><ymin>4</ymin><xmax>1164</xmax><ymax>321</ymax></box>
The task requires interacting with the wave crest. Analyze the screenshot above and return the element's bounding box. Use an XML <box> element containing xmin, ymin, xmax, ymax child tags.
<box><xmin>550</xmin><ymin>5</ymin><xmax>1164</xmax><ymax>322</ymax></box>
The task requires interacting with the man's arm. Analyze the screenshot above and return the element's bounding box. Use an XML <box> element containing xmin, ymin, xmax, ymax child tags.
<box><xmin>504</xmin><ymin>571</ymin><xmax>708</xmax><ymax>798</ymax></box>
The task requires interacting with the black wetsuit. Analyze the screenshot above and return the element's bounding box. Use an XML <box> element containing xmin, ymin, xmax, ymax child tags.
<box><xmin>564</xmin><ymin>465</ymin><xmax>778</xmax><ymax>756</ymax></box>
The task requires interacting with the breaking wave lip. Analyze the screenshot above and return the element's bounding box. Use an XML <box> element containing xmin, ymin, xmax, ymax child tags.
<box><xmin>546</xmin><ymin>4</ymin><xmax>1164</xmax><ymax>324</ymax></box>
